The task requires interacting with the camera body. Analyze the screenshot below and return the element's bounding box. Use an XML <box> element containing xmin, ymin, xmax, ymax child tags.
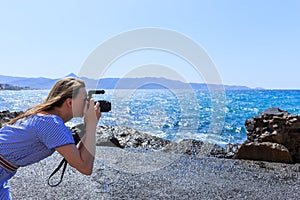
<box><xmin>88</xmin><ymin>90</ymin><xmax>111</xmax><ymax>112</ymax></box>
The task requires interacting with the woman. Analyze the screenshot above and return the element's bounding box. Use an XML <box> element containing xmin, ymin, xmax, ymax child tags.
<box><xmin>0</xmin><ymin>77</ymin><xmax>101</xmax><ymax>199</ymax></box>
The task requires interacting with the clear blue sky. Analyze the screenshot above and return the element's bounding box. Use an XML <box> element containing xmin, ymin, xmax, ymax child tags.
<box><xmin>0</xmin><ymin>0</ymin><xmax>299</xmax><ymax>89</ymax></box>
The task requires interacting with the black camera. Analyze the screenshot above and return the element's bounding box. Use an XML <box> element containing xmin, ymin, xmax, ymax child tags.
<box><xmin>88</xmin><ymin>90</ymin><xmax>111</xmax><ymax>112</ymax></box>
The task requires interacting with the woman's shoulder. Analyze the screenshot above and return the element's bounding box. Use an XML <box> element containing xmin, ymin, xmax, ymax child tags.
<box><xmin>34</xmin><ymin>113</ymin><xmax>63</xmax><ymax>121</ymax></box>
<box><xmin>33</xmin><ymin>114</ymin><xmax>65</xmax><ymax>127</ymax></box>
<box><xmin>33</xmin><ymin>114</ymin><xmax>71</xmax><ymax>137</ymax></box>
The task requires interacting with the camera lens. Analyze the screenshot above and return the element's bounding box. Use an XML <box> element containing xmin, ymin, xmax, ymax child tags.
<box><xmin>95</xmin><ymin>100</ymin><xmax>111</xmax><ymax>112</ymax></box>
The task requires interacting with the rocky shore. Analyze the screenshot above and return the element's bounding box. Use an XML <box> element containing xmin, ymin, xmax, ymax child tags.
<box><xmin>1</xmin><ymin>110</ymin><xmax>300</xmax><ymax>199</ymax></box>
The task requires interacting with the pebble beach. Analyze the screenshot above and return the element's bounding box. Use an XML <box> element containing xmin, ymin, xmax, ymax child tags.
<box><xmin>9</xmin><ymin>146</ymin><xmax>300</xmax><ymax>200</ymax></box>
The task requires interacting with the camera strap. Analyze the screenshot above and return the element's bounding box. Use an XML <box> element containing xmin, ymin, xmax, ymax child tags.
<box><xmin>47</xmin><ymin>123</ymin><xmax>122</xmax><ymax>187</ymax></box>
<box><xmin>47</xmin><ymin>158</ymin><xmax>68</xmax><ymax>187</ymax></box>
<box><xmin>47</xmin><ymin>132</ymin><xmax>81</xmax><ymax>187</ymax></box>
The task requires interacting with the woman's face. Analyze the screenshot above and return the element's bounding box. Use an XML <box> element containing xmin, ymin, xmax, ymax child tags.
<box><xmin>72</xmin><ymin>87</ymin><xmax>88</xmax><ymax>118</ymax></box>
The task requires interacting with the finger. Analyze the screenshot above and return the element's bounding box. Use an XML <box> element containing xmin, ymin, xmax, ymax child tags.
<box><xmin>93</xmin><ymin>101</ymin><xmax>101</xmax><ymax>119</ymax></box>
<box><xmin>94</xmin><ymin>101</ymin><xmax>100</xmax><ymax>109</ymax></box>
<box><xmin>87</xmin><ymin>98</ymin><xmax>95</xmax><ymax>112</ymax></box>
<box><xmin>89</xmin><ymin>98</ymin><xmax>95</xmax><ymax>108</ymax></box>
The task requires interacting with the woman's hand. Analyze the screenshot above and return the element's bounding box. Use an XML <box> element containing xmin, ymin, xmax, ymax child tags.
<box><xmin>84</xmin><ymin>98</ymin><xmax>101</xmax><ymax>126</ymax></box>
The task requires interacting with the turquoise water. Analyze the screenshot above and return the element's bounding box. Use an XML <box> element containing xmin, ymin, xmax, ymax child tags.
<box><xmin>1</xmin><ymin>89</ymin><xmax>300</xmax><ymax>145</ymax></box>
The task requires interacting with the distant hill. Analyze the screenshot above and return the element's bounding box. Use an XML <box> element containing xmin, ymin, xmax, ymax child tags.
<box><xmin>0</xmin><ymin>73</ymin><xmax>257</xmax><ymax>90</ymax></box>
<box><xmin>0</xmin><ymin>75</ymin><xmax>57</xmax><ymax>89</ymax></box>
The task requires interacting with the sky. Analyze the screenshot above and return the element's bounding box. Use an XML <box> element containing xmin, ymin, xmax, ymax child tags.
<box><xmin>0</xmin><ymin>0</ymin><xmax>300</xmax><ymax>89</ymax></box>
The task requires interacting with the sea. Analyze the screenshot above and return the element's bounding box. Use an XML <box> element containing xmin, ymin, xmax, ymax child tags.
<box><xmin>1</xmin><ymin>89</ymin><xmax>300</xmax><ymax>146</ymax></box>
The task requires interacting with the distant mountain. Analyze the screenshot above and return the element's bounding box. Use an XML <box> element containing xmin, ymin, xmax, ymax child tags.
<box><xmin>0</xmin><ymin>73</ymin><xmax>258</xmax><ymax>90</ymax></box>
<box><xmin>65</xmin><ymin>73</ymin><xmax>78</xmax><ymax>78</ymax></box>
<box><xmin>0</xmin><ymin>75</ymin><xmax>58</xmax><ymax>89</ymax></box>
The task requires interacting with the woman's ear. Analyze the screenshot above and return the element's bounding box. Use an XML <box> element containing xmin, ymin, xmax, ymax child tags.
<box><xmin>65</xmin><ymin>98</ymin><xmax>73</xmax><ymax>108</ymax></box>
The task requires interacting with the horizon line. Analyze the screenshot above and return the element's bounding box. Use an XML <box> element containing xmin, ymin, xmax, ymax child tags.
<box><xmin>2</xmin><ymin>73</ymin><xmax>299</xmax><ymax>90</ymax></box>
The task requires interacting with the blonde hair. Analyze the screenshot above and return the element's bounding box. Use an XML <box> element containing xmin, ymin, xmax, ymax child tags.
<box><xmin>8</xmin><ymin>77</ymin><xmax>85</xmax><ymax>125</ymax></box>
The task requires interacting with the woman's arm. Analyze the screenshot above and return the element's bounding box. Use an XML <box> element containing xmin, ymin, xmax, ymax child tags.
<box><xmin>55</xmin><ymin>99</ymin><xmax>101</xmax><ymax>175</ymax></box>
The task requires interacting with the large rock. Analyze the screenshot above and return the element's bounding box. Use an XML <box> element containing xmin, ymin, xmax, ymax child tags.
<box><xmin>235</xmin><ymin>108</ymin><xmax>300</xmax><ymax>163</ymax></box>
<box><xmin>235</xmin><ymin>142</ymin><xmax>293</xmax><ymax>163</ymax></box>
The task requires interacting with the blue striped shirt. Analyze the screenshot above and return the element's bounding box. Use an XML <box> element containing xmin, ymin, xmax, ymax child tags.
<box><xmin>0</xmin><ymin>114</ymin><xmax>74</xmax><ymax>167</ymax></box>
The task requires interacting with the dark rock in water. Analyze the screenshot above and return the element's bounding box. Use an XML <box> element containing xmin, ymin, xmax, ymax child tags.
<box><xmin>71</xmin><ymin>123</ymin><xmax>171</xmax><ymax>149</ymax></box>
<box><xmin>96</xmin><ymin>125</ymin><xmax>171</xmax><ymax>150</ymax></box>
<box><xmin>71</xmin><ymin>123</ymin><xmax>123</xmax><ymax>148</ymax></box>
<box><xmin>0</xmin><ymin>110</ymin><xmax>24</xmax><ymax>128</ymax></box>
<box><xmin>236</xmin><ymin>107</ymin><xmax>300</xmax><ymax>163</ymax></box>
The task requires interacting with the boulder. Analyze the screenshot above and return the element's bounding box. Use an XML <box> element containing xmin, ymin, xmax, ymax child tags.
<box><xmin>235</xmin><ymin>142</ymin><xmax>293</xmax><ymax>163</ymax></box>
<box><xmin>235</xmin><ymin>108</ymin><xmax>300</xmax><ymax>163</ymax></box>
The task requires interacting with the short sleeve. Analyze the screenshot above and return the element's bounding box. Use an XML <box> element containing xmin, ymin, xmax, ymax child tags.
<box><xmin>34</xmin><ymin>115</ymin><xmax>75</xmax><ymax>149</ymax></box>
